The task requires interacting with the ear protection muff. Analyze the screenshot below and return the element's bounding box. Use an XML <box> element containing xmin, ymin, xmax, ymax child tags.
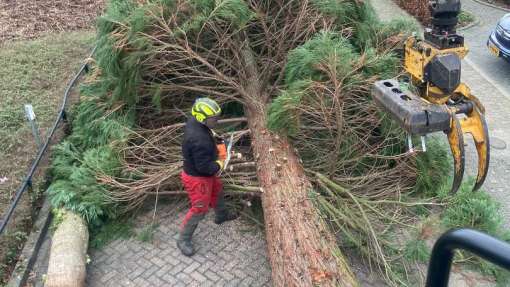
<box><xmin>195</xmin><ymin>113</ymin><xmax>206</xmax><ymax>122</ymax></box>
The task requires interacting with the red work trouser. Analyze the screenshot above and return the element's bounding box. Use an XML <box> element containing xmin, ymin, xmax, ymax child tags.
<box><xmin>180</xmin><ymin>171</ymin><xmax>223</xmax><ymax>228</ymax></box>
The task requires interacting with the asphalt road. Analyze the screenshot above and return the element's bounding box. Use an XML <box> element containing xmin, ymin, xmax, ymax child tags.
<box><xmin>461</xmin><ymin>0</ymin><xmax>510</xmax><ymax>97</ymax></box>
<box><xmin>458</xmin><ymin>0</ymin><xmax>510</xmax><ymax>228</ymax></box>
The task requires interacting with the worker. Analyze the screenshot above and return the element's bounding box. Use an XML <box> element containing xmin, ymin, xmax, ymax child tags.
<box><xmin>177</xmin><ymin>97</ymin><xmax>238</xmax><ymax>256</ymax></box>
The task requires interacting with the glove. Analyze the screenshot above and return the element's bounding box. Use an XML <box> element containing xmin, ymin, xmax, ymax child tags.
<box><xmin>217</xmin><ymin>143</ymin><xmax>227</xmax><ymax>161</ymax></box>
<box><xmin>216</xmin><ymin>160</ymin><xmax>224</xmax><ymax>170</ymax></box>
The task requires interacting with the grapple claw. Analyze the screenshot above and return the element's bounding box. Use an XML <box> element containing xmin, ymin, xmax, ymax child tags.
<box><xmin>371</xmin><ymin>80</ymin><xmax>490</xmax><ymax>194</ymax></box>
<box><xmin>447</xmin><ymin>116</ymin><xmax>465</xmax><ymax>194</ymax></box>
<box><xmin>459</xmin><ymin>107</ymin><xmax>490</xmax><ymax>192</ymax></box>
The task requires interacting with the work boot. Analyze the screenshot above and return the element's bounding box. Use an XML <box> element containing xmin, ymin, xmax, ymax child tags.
<box><xmin>177</xmin><ymin>213</ymin><xmax>204</xmax><ymax>256</ymax></box>
<box><xmin>214</xmin><ymin>194</ymin><xmax>239</xmax><ymax>225</ymax></box>
<box><xmin>177</xmin><ymin>239</ymin><xmax>194</xmax><ymax>257</ymax></box>
<box><xmin>214</xmin><ymin>211</ymin><xmax>239</xmax><ymax>225</ymax></box>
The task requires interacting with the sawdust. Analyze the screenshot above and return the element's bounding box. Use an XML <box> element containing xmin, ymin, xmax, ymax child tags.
<box><xmin>0</xmin><ymin>0</ymin><xmax>104</xmax><ymax>43</ymax></box>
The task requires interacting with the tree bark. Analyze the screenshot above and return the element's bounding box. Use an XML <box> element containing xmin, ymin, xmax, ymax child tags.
<box><xmin>46</xmin><ymin>211</ymin><xmax>88</xmax><ymax>287</ymax></box>
<box><xmin>246</xmin><ymin>106</ymin><xmax>358</xmax><ymax>287</ymax></box>
<box><xmin>241</xmin><ymin>46</ymin><xmax>358</xmax><ymax>286</ymax></box>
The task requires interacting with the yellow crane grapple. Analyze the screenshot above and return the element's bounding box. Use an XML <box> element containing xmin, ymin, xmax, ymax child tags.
<box><xmin>372</xmin><ymin>0</ymin><xmax>490</xmax><ymax>194</ymax></box>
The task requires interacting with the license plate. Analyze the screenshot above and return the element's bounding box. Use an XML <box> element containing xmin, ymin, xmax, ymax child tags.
<box><xmin>489</xmin><ymin>43</ymin><xmax>500</xmax><ymax>57</ymax></box>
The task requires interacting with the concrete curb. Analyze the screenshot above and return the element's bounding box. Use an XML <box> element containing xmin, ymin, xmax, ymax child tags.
<box><xmin>458</xmin><ymin>15</ymin><xmax>481</xmax><ymax>32</ymax></box>
<box><xmin>7</xmin><ymin>196</ymin><xmax>53</xmax><ymax>287</ymax></box>
<box><xmin>472</xmin><ymin>0</ymin><xmax>510</xmax><ymax>12</ymax></box>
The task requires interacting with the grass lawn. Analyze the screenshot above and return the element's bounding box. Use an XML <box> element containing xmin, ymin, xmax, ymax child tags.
<box><xmin>0</xmin><ymin>30</ymin><xmax>95</xmax><ymax>282</ymax></box>
<box><xmin>0</xmin><ymin>31</ymin><xmax>95</xmax><ymax>200</ymax></box>
<box><xmin>459</xmin><ymin>10</ymin><xmax>476</xmax><ymax>29</ymax></box>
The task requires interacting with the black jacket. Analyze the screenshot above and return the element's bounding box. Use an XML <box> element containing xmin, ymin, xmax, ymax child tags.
<box><xmin>182</xmin><ymin>117</ymin><xmax>221</xmax><ymax>177</ymax></box>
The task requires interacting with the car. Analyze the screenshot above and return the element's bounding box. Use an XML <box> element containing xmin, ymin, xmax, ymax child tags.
<box><xmin>487</xmin><ymin>13</ymin><xmax>510</xmax><ymax>62</ymax></box>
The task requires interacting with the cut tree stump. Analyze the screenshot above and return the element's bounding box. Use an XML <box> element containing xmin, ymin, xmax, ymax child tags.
<box><xmin>45</xmin><ymin>211</ymin><xmax>88</xmax><ymax>287</ymax></box>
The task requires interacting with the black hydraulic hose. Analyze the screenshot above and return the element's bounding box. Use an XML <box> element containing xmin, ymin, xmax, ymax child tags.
<box><xmin>426</xmin><ymin>228</ymin><xmax>510</xmax><ymax>287</ymax></box>
<box><xmin>0</xmin><ymin>45</ymin><xmax>97</xmax><ymax>236</ymax></box>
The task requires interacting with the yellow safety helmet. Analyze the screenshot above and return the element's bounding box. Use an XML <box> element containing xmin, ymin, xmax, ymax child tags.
<box><xmin>191</xmin><ymin>98</ymin><xmax>221</xmax><ymax>123</ymax></box>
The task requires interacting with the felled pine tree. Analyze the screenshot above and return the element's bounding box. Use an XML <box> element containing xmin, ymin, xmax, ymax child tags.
<box><xmin>87</xmin><ymin>0</ymin><xmax>417</xmax><ymax>285</ymax></box>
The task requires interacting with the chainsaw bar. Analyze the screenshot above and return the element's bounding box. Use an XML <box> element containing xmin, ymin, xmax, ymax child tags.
<box><xmin>218</xmin><ymin>133</ymin><xmax>234</xmax><ymax>176</ymax></box>
<box><xmin>224</xmin><ymin>133</ymin><xmax>234</xmax><ymax>170</ymax></box>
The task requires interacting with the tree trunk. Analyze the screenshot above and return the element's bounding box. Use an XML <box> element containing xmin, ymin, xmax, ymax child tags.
<box><xmin>246</xmin><ymin>105</ymin><xmax>357</xmax><ymax>287</ymax></box>
<box><xmin>241</xmin><ymin>47</ymin><xmax>358</xmax><ymax>287</ymax></box>
<box><xmin>46</xmin><ymin>211</ymin><xmax>88</xmax><ymax>287</ymax></box>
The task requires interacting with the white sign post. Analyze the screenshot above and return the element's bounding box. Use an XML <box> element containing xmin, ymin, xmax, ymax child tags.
<box><xmin>24</xmin><ymin>104</ymin><xmax>42</xmax><ymax>149</ymax></box>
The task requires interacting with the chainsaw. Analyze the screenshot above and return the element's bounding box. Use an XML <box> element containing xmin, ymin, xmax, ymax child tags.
<box><xmin>371</xmin><ymin>0</ymin><xmax>489</xmax><ymax>194</ymax></box>
<box><xmin>216</xmin><ymin>132</ymin><xmax>234</xmax><ymax>176</ymax></box>
<box><xmin>223</xmin><ymin>133</ymin><xmax>234</xmax><ymax>172</ymax></box>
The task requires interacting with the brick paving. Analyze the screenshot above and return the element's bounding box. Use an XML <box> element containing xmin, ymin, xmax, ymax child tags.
<box><xmin>27</xmin><ymin>199</ymin><xmax>272</xmax><ymax>286</ymax></box>
<box><xmin>85</xmin><ymin>200</ymin><xmax>272</xmax><ymax>287</ymax></box>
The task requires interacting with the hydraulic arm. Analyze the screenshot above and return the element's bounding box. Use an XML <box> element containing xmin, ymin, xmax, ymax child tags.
<box><xmin>372</xmin><ymin>0</ymin><xmax>490</xmax><ymax>193</ymax></box>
